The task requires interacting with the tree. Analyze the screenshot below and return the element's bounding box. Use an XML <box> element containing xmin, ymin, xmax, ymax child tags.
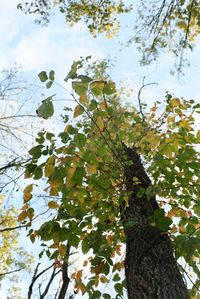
<box><xmin>18</xmin><ymin>0</ymin><xmax>200</xmax><ymax>72</ymax></box>
<box><xmin>13</xmin><ymin>1</ymin><xmax>200</xmax><ymax>298</ymax></box>
<box><xmin>19</xmin><ymin>61</ymin><xmax>200</xmax><ymax>298</ymax></box>
<box><xmin>0</xmin><ymin>67</ymin><xmax>43</xmax><ymax>297</ymax></box>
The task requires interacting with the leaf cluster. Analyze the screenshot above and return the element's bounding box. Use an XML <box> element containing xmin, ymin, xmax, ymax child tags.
<box><xmin>20</xmin><ymin>64</ymin><xmax>200</xmax><ymax>296</ymax></box>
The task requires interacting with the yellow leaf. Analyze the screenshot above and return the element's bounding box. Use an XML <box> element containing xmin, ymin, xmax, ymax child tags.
<box><xmin>179</xmin><ymin>225</ymin><xmax>186</xmax><ymax>233</ymax></box>
<box><xmin>162</xmin><ymin>145</ymin><xmax>173</xmax><ymax>158</ymax></box>
<box><xmin>99</xmin><ymin>101</ymin><xmax>108</xmax><ymax>110</ymax></box>
<box><xmin>94</xmin><ymin>275</ymin><xmax>99</xmax><ymax>287</ymax></box>
<box><xmin>73</xmin><ymin>105</ymin><xmax>84</xmax><ymax>118</ymax></box>
<box><xmin>124</xmin><ymin>195</ymin><xmax>129</xmax><ymax>207</ymax></box>
<box><xmin>24</xmin><ymin>184</ymin><xmax>33</xmax><ymax>193</ymax></box>
<box><xmin>0</xmin><ymin>194</ymin><xmax>5</xmax><ymax>203</ymax></box>
<box><xmin>178</xmin><ymin>119</ymin><xmax>190</xmax><ymax>129</ymax></box>
<box><xmin>90</xmin><ymin>80</ymin><xmax>105</xmax><ymax>95</ymax></box>
<box><xmin>106</xmin><ymin>235</ymin><xmax>112</xmax><ymax>245</ymax></box>
<box><xmin>77</xmin><ymin>282</ymin><xmax>86</xmax><ymax>294</ymax></box>
<box><xmin>58</xmin><ymin>244</ymin><xmax>67</xmax><ymax>256</ymax></box>
<box><xmin>48</xmin><ymin>155</ymin><xmax>55</xmax><ymax>164</ymax></box>
<box><xmin>50</xmin><ymin>242</ymin><xmax>59</xmax><ymax>248</ymax></box>
<box><xmin>116</xmin><ymin>244</ymin><xmax>121</xmax><ymax>256</ymax></box>
<box><xmin>100</xmin><ymin>275</ymin><xmax>109</xmax><ymax>283</ymax></box>
<box><xmin>50</xmin><ymin>188</ymin><xmax>59</xmax><ymax>196</ymax></box>
<box><xmin>79</xmin><ymin>94</ymin><xmax>88</xmax><ymax>105</ymax></box>
<box><xmin>171</xmin><ymin>98</ymin><xmax>180</xmax><ymax>107</ymax></box>
<box><xmin>96</xmin><ymin>116</ymin><xmax>104</xmax><ymax>131</ymax></box>
<box><xmin>23</xmin><ymin>192</ymin><xmax>32</xmax><ymax>203</ymax></box>
<box><xmin>51</xmin><ymin>181</ymin><xmax>61</xmax><ymax>189</ymax></box>
<box><xmin>45</xmin><ymin>164</ymin><xmax>54</xmax><ymax>177</ymax></box>
<box><xmin>77</xmin><ymin>192</ymin><xmax>84</xmax><ymax>204</ymax></box>
<box><xmin>48</xmin><ymin>201</ymin><xmax>59</xmax><ymax>209</ymax></box>
<box><xmin>87</xmin><ymin>164</ymin><xmax>97</xmax><ymax>175</ymax></box>
<box><xmin>18</xmin><ymin>211</ymin><xmax>27</xmax><ymax>222</ymax></box>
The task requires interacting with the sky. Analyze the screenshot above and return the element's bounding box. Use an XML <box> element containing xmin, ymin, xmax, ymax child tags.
<box><xmin>0</xmin><ymin>0</ymin><xmax>200</xmax><ymax>297</ymax></box>
<box><xmin>1</xmin><ymin>0</ymin><xmax>200</xmax><ymax>102</ymax></box>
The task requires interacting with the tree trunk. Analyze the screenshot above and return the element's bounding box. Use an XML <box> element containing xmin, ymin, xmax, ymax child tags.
<box><xmin>121</xmin><ymin>146</ymin><xmax>189</xmax><ymax>299</ymax></box>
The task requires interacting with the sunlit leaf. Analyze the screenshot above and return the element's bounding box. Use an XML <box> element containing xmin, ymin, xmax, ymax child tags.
<box><xmin>48</xmin><ymin>201</ymin><xmax>59</xmax><ymax>209</ymax></box>
<box><xmin>36</xmin><ymin>96</ymin><xmax>55</xmax><ymax>119</ymax></box>
<box><xmin>73</xmin><ymin>105</ymin><xmax>84</xmax><ymax>118</ymax></box>
<box><xmin>38</xmin><ymin>71</ymin><xmax>48</xmax><ymax>82</ymax></box>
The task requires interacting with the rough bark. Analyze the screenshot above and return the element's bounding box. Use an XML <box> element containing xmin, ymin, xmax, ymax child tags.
<box><xmin>121</xmin><ymin>146</ymin><xmax>189</xmax><ymax>299</ymax></box>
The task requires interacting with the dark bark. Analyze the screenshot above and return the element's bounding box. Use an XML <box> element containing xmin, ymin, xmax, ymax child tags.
<box><xmin>57</xmin><ymin>244</ymin><xmax>71</xmax><ymax>299</ymax></box>
<box><xmin>121</xmin><ymin>146</ymin><xmax>189</xmax><ymax>299</ymax></box>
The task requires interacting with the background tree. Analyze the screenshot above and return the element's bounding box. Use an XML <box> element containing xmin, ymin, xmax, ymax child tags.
<box><xmin>0</xmin><ymin>67</ymin><xmax>44</xmax><ymax>297</ymax></box>
<box><xmin>18</xmin><ymin>0</ymin><xmax>200</xmax><ymax>72</ymax></box>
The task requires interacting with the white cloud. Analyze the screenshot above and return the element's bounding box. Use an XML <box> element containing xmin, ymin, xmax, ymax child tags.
<box><xmin>0</xmin><ymin>2</ymin><xmax>105</xmax><ymax>74</ymax></box>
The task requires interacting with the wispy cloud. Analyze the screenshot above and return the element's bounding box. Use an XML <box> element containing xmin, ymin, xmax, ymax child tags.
<box><xmin>0</xmin><ymin>1</ymin><xmax>104</xmax><ymax>75</ymax></box>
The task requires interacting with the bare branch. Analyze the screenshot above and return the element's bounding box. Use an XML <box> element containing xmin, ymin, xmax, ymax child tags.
<box><xmin>0</xmin><ymin>224</ymin><xmax>26</xmax><ymax>233</ymax></box>
<box><xmin>0</xmin><ymin>268</ymin><xmax>22</xmax><ymax>277</ymax></box>
<box><xmin>137</xmin><ymin>77</ymin><xmax>158</xmax><ymax>121</ymax></box>
<box><xmin>28</xmin><ymin>263</ymin><xmax>55</xmax><ymax>299</ymax></box>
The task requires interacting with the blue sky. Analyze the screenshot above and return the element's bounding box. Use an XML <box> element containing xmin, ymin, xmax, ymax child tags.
<box><xmin>1</xmin><ymin>0</ymin><xmax>200</xmax><ymax>101</ymax></box>
<box><xmin>0</xmin><ymin>0</ymin><xmax>200</xmax><ymax>297</ymax></box>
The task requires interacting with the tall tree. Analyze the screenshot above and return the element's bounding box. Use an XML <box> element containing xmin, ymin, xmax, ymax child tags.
<box><xmin>20</xmin><ymin>62</ymin><xmax>200</xmax><ymax>298</ymax></box>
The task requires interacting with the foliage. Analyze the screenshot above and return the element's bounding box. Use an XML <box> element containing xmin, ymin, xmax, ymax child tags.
<box><xmin>17</xmin><ymin>0</ymin><xmax>131</xmax><ymax>37</ymax></box>
<box><xmin>18</xmin><ymin>0</ymin><xmax>200</xmax><ymax>72</ymax></box>
<box><xmin>19</xmin><ymin>63</ymin><xmax>200</xmax><ymax>297</ymax></box>
<box><xmin>0</xmin><ymin>195</ymin><xmax>33</xmax><ymax>295</ymax></box>
<box><xmin>134</xmin><ymin>0</ymin><xmax>200</xmax><ymax>72</ymax></box>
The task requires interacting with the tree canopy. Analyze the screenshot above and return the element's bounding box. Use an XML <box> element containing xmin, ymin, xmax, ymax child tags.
<box><xmin>18</xmin><ymin>61</ymin><xmax>200</xmax><ymax>297</ymax></box>
<box><xmin>18</xmin><ymin>0</ymin><xmax>200</xmax><ymax>72</ymax></box>
<box><xmin>0</xmin><ymin>0</ymin><xmax>199</xmax><ymax>298</ymax></box>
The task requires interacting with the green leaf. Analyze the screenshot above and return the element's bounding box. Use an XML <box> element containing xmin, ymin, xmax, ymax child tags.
<box><xmin>33</xmin><ymin>167</ymin><xmax>43</xmax><ymax>180</ymax></box>
<box><xmin>36</xmin><ymin>96</ymin><xmax>55</xmax><ymax>119</ymax></box>
<box><xmin>59</xmin><ymin>228</ymin><xmax>69</xmax><ymax>242</ymax></box>
<box><xmin>68</xmin><ymin>233</ymin><xmax>79</xmax><ymax>248</ymax></box>
<box><xmin>59</xmin><ymin>132</ymin><xmax>70</xmax><ymax>143</ymax></box>
<box><xmin>72</xmin><ymin>167</ymin><xmax>85</xmax><ymax>185</ymax></box>
<box><xmin>75</xmin><ymin>133</ymin><xmax>87</xmax><ymax>148</ymax></box>
<box><xmin>29</xmin><ymin>145</ymin><xmax>43</xmax><ymax>159</ymax></box>
<box><xmin>155</xmin><ymin>216</ymin><xmax>172</xmax><ymax>232</ymax></box>
<box><xmin>50</xmin><ymin>250</ymin><xmax>59</xmax><ymax>260</ymax></box>
<box><xmin>103</xmin><ymin>294</ymin><xmax>111</xmax><ymax>299</ymax></box>
<box><xmin>38</xmin><ymin>71</ymin><xmax>48</xmax><ymax>82</ymax></box>
<box><xmin>72</xmin><ymin>81</ymin><xmax>88</xmax><ymax>95</ymax></box>
<box><xmin>89</xmin><ymin>99</ymin><xmax>97</xmax><ymax>111</ymax></box>
<box><xmin>49</xmin><ymin>70</ymin><xmax>55</xmax><ymax>81</ymax></box>
<box><xmin>46</xmin><ymin>81</ymin><xmax>53</xmax><ymax>89</ymax></box>
<box><xmin>46</xmin><ymin>132</ymin><xmax>55</xmax><ymax>140</ymax></box>
<box><xmin>66</xmin><ymin>125</ymin><xmax>77</xmax><ymax>134</ymax></box>
<box><xmin>90</xmin><ymin>80</ymin><xmax>105</xmax><ymax>95</ymax></box>
<box><xmin>78</xmin><ymin>75</ymin><xmax>92</xmax><ymax>83</ymax></box>
<box><xmin>104</xmin><ymin>81</ymin><xmax>116</xmax><ymax>95</ymax></box>
<box><xmin>90</xmin><ymin>290</ymin><xmax>101</xmax><ymax>299</ymax></box>
<box><xmin>114</xmin><ymin>283</ymin><xmax>123</xmax><ymax>295</ymax></box>
<box><xmin>113</xmin><ymin>273</ymin><xmax>121</xmax><ymax>282</ymax></box>
<box><xmin>82</xmin><ymin>238</ymin><xmax>90</xmax><ymax>254</ymax></box>
<box><xmin>64</xmin><ymin>60</ymin><xmax>82</xmax><ymax>81</ymax></box>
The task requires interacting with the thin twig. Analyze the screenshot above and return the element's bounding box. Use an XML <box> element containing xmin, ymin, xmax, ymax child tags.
<box><xmin>137</xmin><ymin>77</ymin><xmax>158</xmax><ymax>121</ymax></box>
